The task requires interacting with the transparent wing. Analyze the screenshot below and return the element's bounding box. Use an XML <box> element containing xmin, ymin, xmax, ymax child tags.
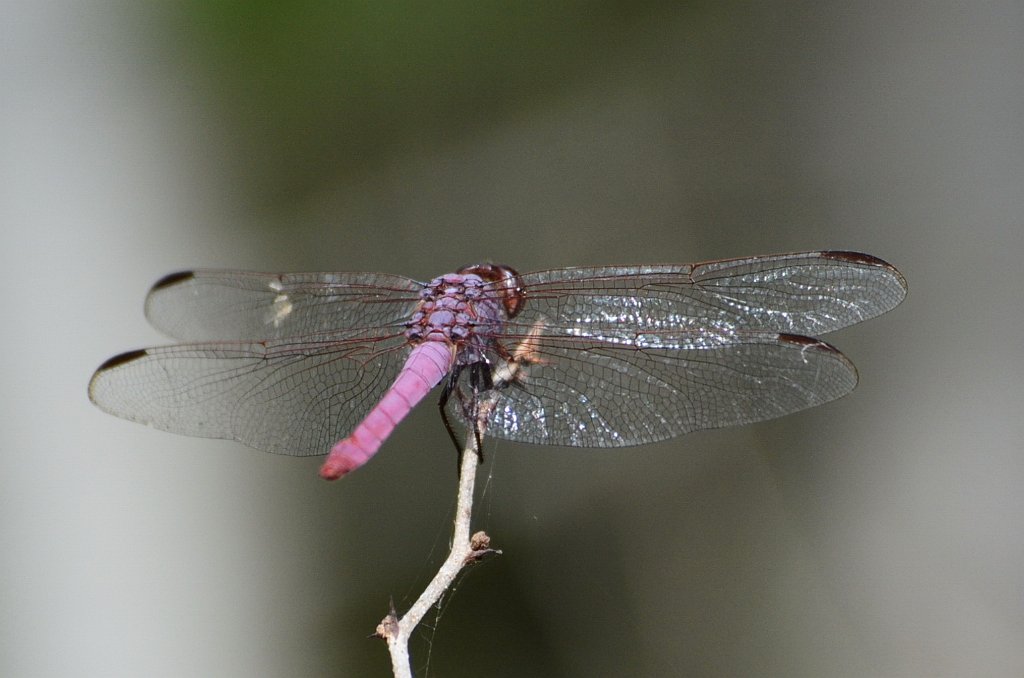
<box><xmin>448</xmin><ymin>330</ymin><xmax>857</xmax><ymax>448</ymax></box>
<box><xmin>511</xmin><ymin>251</ymin><xmax>907</xmax><ymax>337</ymax></box>
<box><xmin>89</xmin><ymin>333</ymin><xmax>410</xmax><ymax>456</ymax></box>
<box><xmin>145</xmin><ymin>270</ymin><xmax>423</xmax><ymax>341</ymax></box>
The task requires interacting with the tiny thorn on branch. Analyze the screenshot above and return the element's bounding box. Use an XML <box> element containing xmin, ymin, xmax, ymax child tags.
<box><xmin>464</xmin><ymin>547</ymin><xmax>503</xmax><ymax>566</ymax></box>
<box><xmin>374</xmin><ymin>599</ymin><xmax>400</xmax><ymax>641</ymax></box>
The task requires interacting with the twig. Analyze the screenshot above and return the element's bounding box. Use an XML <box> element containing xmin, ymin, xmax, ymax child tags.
<box><xmin>377</xmin><ymin>430</ymin><xmax>500</xmax><ymax>677</ymax></box>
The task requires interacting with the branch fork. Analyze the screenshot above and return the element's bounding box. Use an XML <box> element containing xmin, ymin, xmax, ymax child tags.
<box><xmin>375</xmin><ymin>433</ymin><xmax>500</xmax><ymax>677</ymax></box>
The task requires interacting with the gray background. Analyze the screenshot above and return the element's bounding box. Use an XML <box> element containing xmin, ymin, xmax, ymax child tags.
<box><xmin>3</xmin><ymin>2</ymin><xmax>1022</xmax><ymax>676</ymax></box>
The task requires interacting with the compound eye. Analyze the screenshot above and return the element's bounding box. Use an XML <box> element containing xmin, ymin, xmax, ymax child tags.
<box><xmin>495</xmin><ymin>265</ymin><xmax>525</xmax><ymax>318</ymax></box>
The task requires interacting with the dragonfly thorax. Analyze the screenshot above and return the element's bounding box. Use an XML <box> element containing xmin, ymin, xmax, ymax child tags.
<box><xmin>404</xmin><ymin>272</ymin><xmax>507</xmax><ymax>351</ymax></box>
<box><xmin>456</xmin><ymin>263</ymin><xmax>524</xmax><ymax>318</ymax></box>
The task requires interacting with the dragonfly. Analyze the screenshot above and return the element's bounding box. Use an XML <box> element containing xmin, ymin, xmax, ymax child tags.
<box><xmin>89</xmin><ymin>251</ymin><xmax>906</xmax><ymax>480</ymax></box>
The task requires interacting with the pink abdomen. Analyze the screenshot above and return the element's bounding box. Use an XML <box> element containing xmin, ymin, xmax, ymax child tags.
<box><xmin>319</xmin><ymin>341</ymin><xmax>454</xmax><ymax>480</ymax></box>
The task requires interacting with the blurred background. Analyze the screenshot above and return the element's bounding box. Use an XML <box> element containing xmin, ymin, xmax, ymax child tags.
<box><xmin>3</xmin><ymin>1</ymin><xmax>1022</xmax><ymax>676</ymax></box>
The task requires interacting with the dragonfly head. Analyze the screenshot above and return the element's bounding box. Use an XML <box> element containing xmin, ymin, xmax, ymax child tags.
<box><xmin>457</xmin><ymin>263</ymin><xmax>525</xmax><ymax>318</ymax></box>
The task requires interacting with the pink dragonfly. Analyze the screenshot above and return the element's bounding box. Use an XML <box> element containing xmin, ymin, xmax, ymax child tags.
<box><xmin>89</xmin><ymin>251</ymin><xmax>906</xmax><ymax>480</ymax></box>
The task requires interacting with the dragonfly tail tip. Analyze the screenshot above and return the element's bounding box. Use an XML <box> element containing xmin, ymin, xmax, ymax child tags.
<box><xmin>319</xmin><ymin>448</ymin><xmax>365</xmax><ymax>480</ymax></box>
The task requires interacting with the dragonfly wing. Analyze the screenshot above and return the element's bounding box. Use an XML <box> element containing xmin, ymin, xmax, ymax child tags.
<box><xmin>515</xmin><ymin>251</ymin><xmax>907</xmax><ymax>337</ymax></box>
<box><xmin>89</xmin><ymin>335</ymin><xmax>409</xmax><ymax>456</ymax></box>
<box><xmin>145</xmin><ymin>270</ymin><xmax>423</xmax><ymax>341</ymax></box>
<box><xmin>449</xmin><ymin>330</ymin><xmax>857</xmax><ymax>448</ymax></box>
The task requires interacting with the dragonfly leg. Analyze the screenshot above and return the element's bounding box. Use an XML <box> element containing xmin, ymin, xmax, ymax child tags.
<box><xmin>437</xmin><ymin>361</ymin><xmax>494</xmax><ymax>475</ymax></box>
<box><xmin>438</xmin><ymin>366</ymin><xmax>464</xmax><ymax>460</ymax></box>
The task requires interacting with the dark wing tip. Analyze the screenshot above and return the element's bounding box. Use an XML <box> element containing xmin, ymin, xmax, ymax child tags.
<box><xmin>151</xmin><ymin>270</ymin><xmax>195</xmax><ymax>292</ymax></box>
<box><xmin>94</xmin><ymin>349</ymin><xmax>148</xmax><ymax>373</ymax></box>
<box><xmin>89</xmin><ymin>349</ymin><xmax>148</xmax><ymax>404</ymax></box>
<box><xmin>777</xmin><ymin>333</ymin><xmax>859</xmax><ymax>381</ymax></box>
<box><xmin>821</xmin><ymin>251</ymin><xmax>908</xmax><ymax>290</ymax></box>
<box><xmin>820</xmin><ymin>251</ymin><xmax>887</xmax><ymax>266</ymax></box>
<box><xmin>777</xmin><ymin>333</ymin><xmax>838</xmax><ymax>352</ymax></box>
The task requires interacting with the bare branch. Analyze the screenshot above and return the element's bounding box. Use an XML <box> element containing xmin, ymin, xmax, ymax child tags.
<box><xmin>379</xmin><ymin>430</ymin><xmax>499</xmax><ymax>677</ymax></box>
